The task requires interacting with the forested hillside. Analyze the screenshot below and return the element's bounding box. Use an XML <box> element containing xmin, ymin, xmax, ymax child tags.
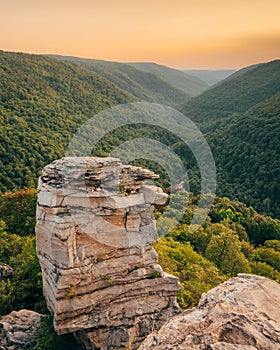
<box><xmin>181</xmin><ymin>60</ymin><xmax>280</xmax><ymax>218</ymax></box>
<box><xmin>0</xmin><ymin>50</ymin><xmax>130</xmax><ymax>192</ymax></box>
<box><xmin>210</xmin><ymin>93</ymin><xmax>280</xmax><ymax>217</ymax></box>
<box><xmin>128</xmin><ymin>62</ymin><xmax>208</xmax><ymax>96</ymax></box>
<box><xmin>50</xmin><ymin>55</ymin><xmax>192</xmax><ymax>107</ymax></box>
<box><xmin>0</xmin><ymin>51</ymin><xmax>279</xmax><ymax>219</ymax></box>
<box><xmin>182</xmin><ymin>59</ymin><xmax>280</xmax><ymax>129</ymax></box>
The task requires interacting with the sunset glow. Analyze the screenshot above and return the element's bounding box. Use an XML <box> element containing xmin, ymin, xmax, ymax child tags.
<box><xmin>0</xmin><ymin>0</ymin><xmax>279</xmax><ymax>68</ymax></box>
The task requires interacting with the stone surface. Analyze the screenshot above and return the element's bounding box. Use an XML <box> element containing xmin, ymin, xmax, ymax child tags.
<box><xmin>0</xmin><ymin>264</ymin><xmax>14</xmax><ymax>281</ymax></box>
<box><xmin>139</xmin><ymin>274</ymin><xmax>280</xmax><ymax>350</ymax></box>
<box><xmin>0</xmin><ymin>309</ymin><xmax>42</xmax><ymax>349</ymax></box>
<box><xmin>36</xmin><ymin>157</ymin><xmax>181</xmax><ymax>350</ymax></box>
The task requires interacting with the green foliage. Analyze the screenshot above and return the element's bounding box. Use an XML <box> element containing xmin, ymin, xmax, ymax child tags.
<box><xmin>209</xmin><ymin>94</ymin><xmax>280</xmax><ymax>218</ymax></box>
<box><xmin>251</xmin><ymin>247</ymin><xmax>280</xmax><ymax>272</ymax></box>
<box><xmin>0</xmin><ymin>50</ymin><xmax>129</xmax><ymax>193</ymax></box>
<box><xmin>181</xmin><ymin>60</ymin><xmax>280</xmax><ymax>218</ymax></box>
<box><xmin>169</xmin><ymin>224</ymin><xmax>210</xmax><ymax>255</ymax></box>
<box><xmin>209</xmin><ymin>197</ymin><xmax>280</xmax><ymax>245</ymax></box>
<box><xmin>0</xmin><ymin>52</ymin><xmax>279</xmax><ymax>347</ymax></box>
<box><xmin>52</xmin><ymin>55</ymin><xmax>194</xmax><ymax>107</ymax></box>
<box><xmin>151</xmin><ymin>270</ymin><xmax>161</xmax><ymax>278</ymax></box>
<box><xmin>155</xmin><ymin>192</ymin><xmax>280</xmax><ymax>309</ymax></box>
<box><xmin>2</xmin><ymin>51</ymin><xmax>278</xmax><ymax>221</ymax></box>
<box><xmin>0</xmin><ymin>224</ymin><xmax>46</xmax><ymax>315</ymax></box>
<box><xmin>182</xmin><ymin>59</ymin><xmax>280</xmax><ymax>126</ymax></box>
<box><xmin>155</xmin><ymin>237</ymin><xmax>226</xmax><ymax>308</ymax></box>
<box><xmin>205</xmin><ymin>228</ymin><xmax>251</xmax><ymax>276</ymax></box>
<box><xmin>264</xmin><ymin>240</ymin><xmax>280</xmax><ymax>252</ymax></box>
<box><xmin>250</xmin><ymin>261</ymin><xmax>280</xmax><ymax>283</ymax></box>
<box><xmin>102</xmin><ymin>274</ymin><xmax>113</xmax><ymax>286</ymax></box>
<box><xmin>0</xmin><ymin>188</ymin><xmax>37</xmax><ymax>236</ymax></box>
<box><xmin>0</xmin><ymin>224</ymin><xmax>23</xmax><ymax>263</ymax></box>
<box><xmin>30</xmin><ymin>315</ymin><xmax>82</xmax><ymax>350</ymax></box>
<box><xmin>64</xmin><ymin>284</ymin><xmax>77</xmax><ymax>300</ymax></box>
<box><xmin>1</xmin><ymin>182</ymin><xmax>280</xmax><ymax>316</ymax></box>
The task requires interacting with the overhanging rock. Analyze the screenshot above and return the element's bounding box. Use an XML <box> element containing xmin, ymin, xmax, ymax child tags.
<box><xmin>36</xmin><ymin>157</ymin><xmax>181</xmax><ymax>350</ymax></box>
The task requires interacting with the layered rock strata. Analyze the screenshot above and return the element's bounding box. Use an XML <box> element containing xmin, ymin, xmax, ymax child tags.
<box><xmin>139</xmin><ymin>274</ymin><xmax>280</xmax><ymax>350</ymax></box>
<box><xmin>36</xmin><ymin>157</ymin><xmax>181</xmax><ymax>350</ymax></box>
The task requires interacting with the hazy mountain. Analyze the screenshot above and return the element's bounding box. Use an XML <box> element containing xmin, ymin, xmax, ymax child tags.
<box><xmin>50</xmin><ymin>55</ymin><xmax>192</xmax><ymax>107</ymax></box>
<box><xmin>183</xmin><ymin>69</ymin><xmax>236</xmax><ymax>86</ymax></box>
<box><xmin>182</xmin><ymin>59</ymin><xmax>280</xmax><ymax>129</ymax></box>
<box><xmin>129</xmin><ymin>62</ymin><xmax>208</xmax><ymax>97</ymax></box>
<box><xmin>0</xmin><ymin>50</ymin><xmax>130</xmax><ymax>192</ymax></box>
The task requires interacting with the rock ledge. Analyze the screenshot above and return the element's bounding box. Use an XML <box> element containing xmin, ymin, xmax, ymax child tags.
<box><xmin>139</xmin><ymin>274</ymin><xmax>280</xmax><ymax>350</ymax></box>
<box><xmin>36</xmin><ymin>157</ymin><xmax>181</xmax><ymax>350</ymax></box>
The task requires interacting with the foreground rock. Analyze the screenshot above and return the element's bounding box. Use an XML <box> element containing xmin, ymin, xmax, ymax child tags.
<box><xmin>0</xmin><ymin>309</ymin><xmax>42</xmax><ymax>349</ymax></box>
<box><xmin>139</xmin><ymin>274</ymin><xmax>280</xmax><ymax>350</ymax></box>
<box><xmin>36</xmin><ymin>157</ymin><xmax>181</xmax><ymax>350</ymax></box>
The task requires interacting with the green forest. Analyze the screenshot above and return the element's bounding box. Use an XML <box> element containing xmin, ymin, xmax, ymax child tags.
<box><xmin>1</xmin><ymin>52</ymin><xmax>279</xmax><ymax>221</ymax></box>
<box><xmin>1</xmin><ymin>190</ymin><xmax>280</xmax><ymax>311</ymax></box>
<box><xmin>51</xmin><ymin>55</ymin><xmax>205</xmax><ymax>106</ymax></box>
<box><xmin>182</xmin><ymin>59</ymin><xmax>280</xmax><ymax>218</ymax></box>
<box><xmin>0</xmin><ymin>50</ymin><xmax>130</xmax><ymax>192</ymax></box>
<box><xmin>1</xmin><ymin>51</ymin><xmax>279</xmax><ymax>219</ymax></box>
<box><xmin>1</xmin><ymin>188</ymin><xmax>280</xmax><ymax>348</ymax></box>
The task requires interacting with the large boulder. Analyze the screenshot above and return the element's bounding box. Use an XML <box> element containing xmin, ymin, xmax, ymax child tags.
<box><xmin>36</xmin><ymin>157</ymin><xmax>181</xmax><ymax>350</ymax></box>
<box><xmin>0</xmin><ymin>309</ymin><xmax>42</xmax><ymax>349</ymax></box>
<box><xmin>139</xmin><ymin>274</ymin><xmax>280</xmax><ymax>350</ymax></box>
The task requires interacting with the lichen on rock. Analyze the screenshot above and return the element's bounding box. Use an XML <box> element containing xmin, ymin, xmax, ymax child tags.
<box><xmin>36</xmin><ymin>157</ymin><xmax>181</xmax><ymax>350</ymax></box>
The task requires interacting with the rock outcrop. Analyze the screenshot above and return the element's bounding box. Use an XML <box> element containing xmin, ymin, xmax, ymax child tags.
<box><xmin>0</xmin><ymin>264</ymin><xmax>14</xmax><ymax>281</ymax></box>
<box><xmin>0</xmin><ymin>309</ymin><xmax>42</xmax><ymax>349</ymax></box>
<box><xmin>36</xmin><ymin>157</ymin><xmax>181</xmax><ymax>350</ymax></box>
<box><xmin>139</xmin><ymin>274</ymin><xmax>280</xmax><ymax>350</ymax></box>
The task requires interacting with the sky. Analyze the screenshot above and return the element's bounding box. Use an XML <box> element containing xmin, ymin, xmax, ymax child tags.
<box><xmin>0</xmin><ymin>0</ymin><xmax>279</xmax><ymax>69</ymax></box>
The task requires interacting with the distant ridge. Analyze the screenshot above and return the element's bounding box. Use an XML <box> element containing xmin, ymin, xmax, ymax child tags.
<box><xmin>183</xmin><ymin>69</ymin><xmax>236</xmax><ymax>86</ymax></box>
<box><xmin>129</xmin><ymin>62</ymin><xmax>208</xmax><ymax>96</ymax></box>
<box><xmin>182</xmin><ymin>59</ymin><xmax>280</xmax><ymax>127</ymax></box>
<box><xmin>50</xmin><ymin>55</ymin><xmax>194</xmax><ymax>107</ymax></box>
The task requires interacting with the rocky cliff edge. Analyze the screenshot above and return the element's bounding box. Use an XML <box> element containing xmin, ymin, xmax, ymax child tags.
<box><xmin>35</xmin><ymin>157</ymin><xmax>181</xmax><ymax>350</ymax></box>
<box><xmin>139</xmin><ymin>274</ymin><xmax>280</xmax><ymax>350</ymax></box>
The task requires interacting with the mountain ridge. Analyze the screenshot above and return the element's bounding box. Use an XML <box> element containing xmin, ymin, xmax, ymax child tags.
<box><xmin>183</xmin><ymin>69</ymin><xmax>236</xmax><ymax>86</ymax></box>
<box><xmin>49</xmin><ymin>55</ymin><xmax>194</xmax><ymax>107</ymax></box>
<box><xmin>181</xmin><ymin>59</ymin><xmax>280</xmax><ymax>217</ymax></box>
<box><xmin>182</xmin><ymin>59</ymin><xmax>280</xmax><ymax>128</ymax></box>
<box><xmin>128</xmin><ymin>61</ymin><xmax>208</xmax><ymax>96</ymax></box>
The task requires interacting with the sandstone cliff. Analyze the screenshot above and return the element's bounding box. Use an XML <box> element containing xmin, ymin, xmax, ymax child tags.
<box><xmin>139</xmin><ymin>274</ymin><xmax>280</xmax><ymax>350</ymax></box>
<box><xmin>36</xmin><ymin>157</ymin><xmax>181</xmax><ymax>350</ymax></box>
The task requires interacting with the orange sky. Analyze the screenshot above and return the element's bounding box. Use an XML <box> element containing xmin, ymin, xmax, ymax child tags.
<box><xmin>0</xmin><ymin>0</ymin><xmax>279</xmax><ymax>69</ymax></box>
